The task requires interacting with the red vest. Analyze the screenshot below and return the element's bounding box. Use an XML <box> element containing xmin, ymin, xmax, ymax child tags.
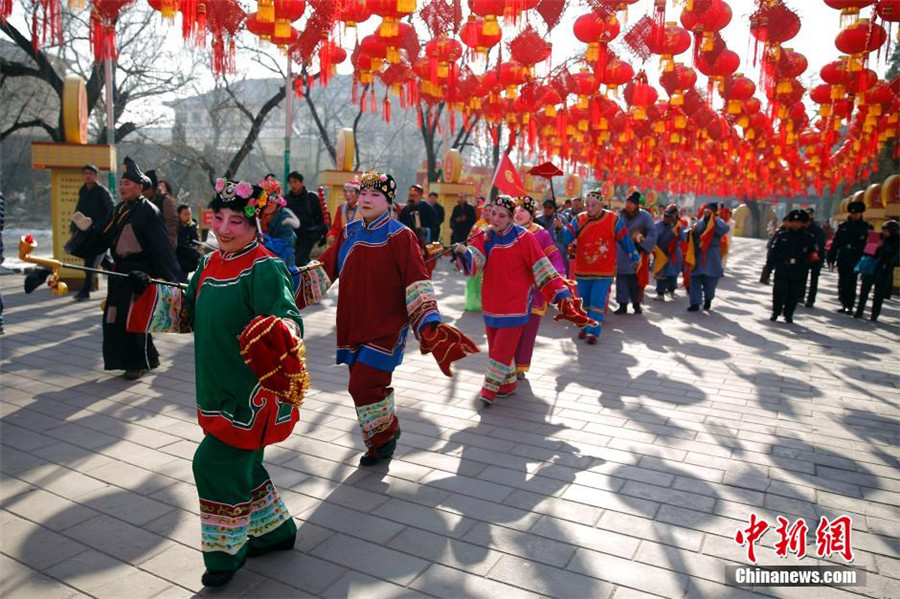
<box><xmin>573</xmin><ymin>211</ymin><xmax>617</xmax><ymax>277</ymax></box>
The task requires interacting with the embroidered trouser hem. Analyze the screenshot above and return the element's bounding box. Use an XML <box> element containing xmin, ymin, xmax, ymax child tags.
<box><xmin>349</xmin><ymin>362</ymin><xmax>399</xmax><ymax>454</ymax></box>
<box><xmin>193</xmin><ymin>434</ymin><xmax>296</xmax><ymax>571</ymax></box>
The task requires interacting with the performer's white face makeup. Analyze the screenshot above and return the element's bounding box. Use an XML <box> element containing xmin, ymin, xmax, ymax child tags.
<box><xmin>214</xmin><ymin>208</ymin><xmax>256</xmax><ymax>253</ymax></box>
<box><xmin>491</xmin><ymin>208</ymin><xmax>513</xmax><ymax>232</ymax></box>
<box><xmin>586</xmin><ymin>196</ymin><xmax>603</xmax><ymax>217</ymax></box>
<box><xmin>513</xmin><ymin>206</ymin><xmax>532</xmax><ymax>226</ymax></box>
<box><xmin>359</xmin><ymin>188</ymin><xmax>389</xmax><ymax>222</ymax></box>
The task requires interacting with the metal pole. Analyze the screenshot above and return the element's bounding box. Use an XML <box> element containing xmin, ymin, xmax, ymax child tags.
<box><xmin>283</xmin><ymin>57</ymin><xmax>292</xmax><ymax>187</ymax></box>
<box><xmin>105</xmin><ymin>40</ymin><xmax>117</xmax><ymax>198</ymax></box>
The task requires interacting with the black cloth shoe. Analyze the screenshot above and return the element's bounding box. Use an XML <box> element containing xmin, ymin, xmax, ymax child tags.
<box><xmin>124</xmin><ymin>369</ymin><xmax>147</xmax><ymax>380</ymax></box>
<box><xmin>785</xmin><ymin>316</ymin><xmax>794</xmax><ymax>324</ymax></box>
<box><xmin>687</xmin><ymin>305</ymin><xmax>700</xmax><ymax>312</ymax></box>
<box><xmin>201</xmin><ymin>569</ymin><xmax>237</xmax><ymax>587</ymax></box>
<box><xmin>632</xmin><ymin>304</ymin><xmax>643</xmax><ymax>314</ymax></box>
<box><xmin>853</xmin><ymin>312</ymin><xmax>862</xmax><ymax>319</ymax></box>
<box><xmin>73</xmin><ymin>293</ymin><xmax>90</xmax><ymax>302</ymax></box>
<box><xmin>804</xmin><ymin>301</ymin><xmax>814</xmax><ymax>308</ymax></box>
<box><xmin>247</xmin><ymin>534</ymin><xmax>295</xmax><ymax>558</ymax></box>
<box><xmin>359</xmin><ymin>430</ymin><xmax>400</xmax><ymax>467</ymax></box>
<box><xmin>614</xmin><ymin>304</ymin><xmax>628</xmax><ymax>315</ymax></box>
<box><xmin>703</xmin><ymin>300</ymin><xmax>712</xmax><ymax>311</ymax></box>
<box><xmin>769</xmin><ymin>314</ymin><xmax>778</xmax><ymax>321</ymax></box>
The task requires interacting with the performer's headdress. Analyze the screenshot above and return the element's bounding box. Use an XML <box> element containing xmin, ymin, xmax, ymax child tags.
<box><xmin>586</xmin><ymin>188</ymin><xmax>604</xmax><ymax>201</ymax></box>
<box><xmin>210</xmin><ymin>178</ymin><xmax>268</xmax><ymax>220</ymax></box>
<box><xmin>494</xmin><ymin>195</ymin><xmax>516</xmax><ymax>216</ymax></box>
<box><xmin>344</xmin><ymin>175</ymin><xmax>361</xmax><ymax>191</ymax></box>
<box><xmin>516</xmin><ymin>195</ymin><xmax>537</xmax><ymax>217</ymax></box>
<box><xmin>259</xmin><ymin>177</ymin><xmax>285</xmax><ymax>207</ymax></box>
<box><xmin>360</xmin><ymin>171</ymin><xmax>397</xmax><ymax>202</ymax></box>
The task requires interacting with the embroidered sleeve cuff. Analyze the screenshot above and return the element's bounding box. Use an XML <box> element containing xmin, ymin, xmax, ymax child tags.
<box><xmin>406</xmin><ymin>280</ymin><xmax>441</xmax><ymax>336</ymax></box>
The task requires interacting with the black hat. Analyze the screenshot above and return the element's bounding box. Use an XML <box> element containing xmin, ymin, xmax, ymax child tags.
<box><xmin>883</xmin><ymin>219</ymin><xmax>899</xmax><ymax>234</ymax></box>
<box><xmin>786</xmin><ymin>210</ymin><xmax>801</xmax><ymax>222</ymax></box>
<box><xmin>848</xmin><ymin>201</ymin><xmax>866</xmax><ymax>214</ymax></box>
<box><xmin>122</xmin><ymin>156</ymin><xmax>150</xmax><ymax>186</ymax></box>
<box><xmin>82</xmin><ymin>164</ymin><xmax>99</xmax><ymax>174</ymax></box>
<box><xmin>805</xmin><ymin>207</ymin><xmax>815</xmax><ymax>214</ymax></box>
<box><xmin>798</xmin><ymin>210</ymin><xmax>810</xmax><ymax>223</ymax></box>
<box><xmin>144</xmin><ymin>169</ymin><xmax>159</xmax><ymax>191</ymax></box>
<box><xmin>705</xmin><ymin>202</ymin><xmax>719</xmax><ymax>212</ymax></box>
<box><xmin>494</xmin><ymin>195</ymin><xmax>516</xmax><ymax>216</ymax></box>
<box><xmin>542</xmin><ymin>198</ymin><xmax>557</xmax><ymax>208</ymax></box>
<box><xmin>625</xmin><ymin>191</ymin><xmax>642</xmax><ymax>205</ymax></box>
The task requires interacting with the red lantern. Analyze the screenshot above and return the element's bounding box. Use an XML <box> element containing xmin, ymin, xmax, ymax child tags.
<box><xmin>598</xmin><ymin>57</ymin><xmax>634</xmax><ymax>93</ymax></box>
<box><xmin>876</xmin><ymin>0</ymin><xmax>900</xmax><ymax>20</ymax></box>
<box><xmin>824</xmin><ymin>0</ymin><xmax>877</xmax><ymax>19</ymax></box>
<box><xmin>659</xmin><ymin>63</ymin><xmax>696</xmax><ymax>105</ymax></box>
<box><xmin>376</xmin><ymin>20</ymin><xmax>415</xmax><ymax>63</ymax></box>
<box><xmin>369</xmin><ymin>0</ymin><xmax>415</xmax><ymax>38</ymax></box>
<box><xmin>498</xmin><ymin>61</ymin><xmax>527</xmax><ymax>98</ymax></box>
<box><xmin>720</xmin><ymin>73</ymin><xmax>756</xmax><ymax>114</ymax></box>
<box><xmin>273</xmin><ymin>0</ymin><xmax>304</xmax><ymax>39</ymax></box>
<box><xmin>468</xmin><ymin>0</ymin><xmax>504</xmax><ymax>35</ymax></box>
<box><xmin>624</xmin><ymin>71</ymin><xmax>658</xmax><ymax>120</ymax></box>
<box><xmin>573</xmin><ymin>11</ymin><xmax>619</xmax><ymax>65</ymax></box>
<box><xmin>695</xmin><ymin>48</ymin><xmax>739</xmax><ymax>78</ymax></box>
<box><xmin>460</xmin><ymin>15</ymin><xmax>502</xmax><ymax>58</ymax></box>
<box><xmin>680</xmin><ymin>0</ymin><xmax>732</xmax><ymax>53</ymax></box>
<box><xmin>645</xmin><ymin>21</ymin><xmax>691</xmax><ymax>72</ymax></box>
<box><xmin>147</xmin><ymin>0</ymin><xmax>179</xmax><ymax>22</ymax></box>
<box><xmin>425</xmin><ymin>37</ymin><xmax>463</xmax><ymax>81</ymax></box>
<box><xmin>835</xmin><ymin>19</ymin><xmax>887</xmax><ymax>55</ymax></box>
<box><xmin>91</xmin><ymin>1</ymin><xmax>135</xmax><ymax>62</ymax></box>
<box><xmin>570</xmin><ymin>69</ymin><xmax>599</xmax><ymax>108</ymax></box>
<box><xmin>340</xmin><ymin>0</ymin><xmax>372</xmax><ymax>28</ymax></box>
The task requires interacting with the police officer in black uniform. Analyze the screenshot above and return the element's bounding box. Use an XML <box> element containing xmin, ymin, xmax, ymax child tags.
<box><xmin>803</xmin><ymin>207</ymin><xmax>827</xmax><ymax>308</ymax></box>
<box><xmin>827</xmin><ymin>201</ymin><xmax>872</xmax><ymax>314</ymax></box>
<box><xmin>766</xmin><ymin>210</ymin><xmax>819</xmax><ymax>324</ymax></box>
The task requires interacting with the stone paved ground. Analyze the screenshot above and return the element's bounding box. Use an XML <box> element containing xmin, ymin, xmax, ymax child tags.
<box><xmin>1</xmin><ymin>237</ymin><xmax>898</xmax><ymax>599</ymax></box>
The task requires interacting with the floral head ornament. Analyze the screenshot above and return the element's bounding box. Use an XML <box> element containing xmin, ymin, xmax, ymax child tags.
<box><xmin>359</xmin><ymin>171</ymin><xmax>397</xmax><ymax>203</ymax></box>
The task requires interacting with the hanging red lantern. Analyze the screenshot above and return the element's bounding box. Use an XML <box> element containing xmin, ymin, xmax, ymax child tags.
<box><xmin>273</xmin><ymin>0</ymin><xmax>304</xmax><ymax>39</ymax></box>
<box><xmin>147</xmin><ymin>0</ymin><xmax>180</xmax><ymax>22</ymax></box>
<box><xmin>376</xmin><ymin>20</ymin><xmax>415</xmax><ymax>63</ymax></box>
<box><xmin>459</xmin><ymin>15</ymin><xmax>502</xmax><ymax>58</ymax></box>
<box><xmin>624</xmin><ymin>70</ymin><xmax>658</xmax><ymax>120</ymax></box>
<box><xmin>90</xmin><ymin>0</ymin><xmax>135</xmax><ymax>62</ymax></box>
<box><xmin>824</xmin><ymin>0</ymin><xmax>877</xmax><ymax>20</ymax></box>
<box><xmin>498</xmin><ymin>61</ymin><xmax>527</xmax><ymax>98</ymax></box>
<box><xmin>645</xmin><ymin>21</ymin><xmax>691</xmax><ymax>72</ymax></box>
<box><xmin>598</xmin><ymin>57</ymin><xmax>634</xmax><ymax>93</ymax></box>
<box><xmin>573</xmin><ymin>11</ymin><xmax>620</xmax><ymax>66</ymax></box>
<box><xmin>570</xmin><ymin>69</ymin><xmax>599</xmax><ymax>108</ymax></box>
<box><xmin>876</xmin><ymin>0</ymin><xmax>900</xmax><ymax>20</ymax></box>
<box><xmin>369</xmin><ymin>0</ymin><xmax>415</xmax><ymax>38</ymax></box>
<box><xmin>659</xmin><ymin>63</ymin><xmax>696</xmax><ymax>105</ymax></box>
<box><xmin>318</xmin><ymin>40</ymin><xmax>346</xmax><ymax>86</ymax></box>
<box><xmin>680</xmin><ymin>0</ymin><xmax>731</xmax><ymax>53</ymax></box>
<box><xmin>204</xmin><ymin>0</ymin><xmax>245</xmax><ymax>74</ymax></box>
<box><xmin>835</xmin><ymin>19</ymin><xmax>888</xmax><ymax>55</ymax></box>
<box><xmin>720</xmin><ymin>73</ymin><xmax>756</xmax><ymax>114</ymax></box>
<box><xmin>339</xmin><ymin>0</ymin><xmax>372</xmax><ymax>28</ymax></box>
<box><xmin>468</xmin><ymin>0</ymin><xmax>504</xmax><ymax>35</ymax></box>
<box><xmin>425</xmin><ymin>37</ymin><xmax>463</xmax><ymax>80</ymax></box>
<box><xmin>749</xmin><ymin>2</ymin><xmax>801</xmax><ymax>66</ymax></box>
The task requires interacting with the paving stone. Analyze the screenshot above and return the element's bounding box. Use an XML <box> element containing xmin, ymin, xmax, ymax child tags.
<box><xmin>488</xmin><ymin>554</ymin><xmax>615</xmax><ymax>599</ymax></box>
<box><xmin>568</xmin><ymin>548</ymin><xmax>690</xmax><ymax>598</ymax></box>
<box><xmin>410</xmin><ymin>563</ymin><xmax>542</xmax><ymax>599</ymax></box>
<box><xmin>311</xmin><ymin>533</ymin><xmax>428</xmax><ymax>586</ymax></box>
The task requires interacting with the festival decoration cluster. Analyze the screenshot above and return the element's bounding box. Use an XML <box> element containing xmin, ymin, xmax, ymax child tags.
<box><xmin>3</xmin><ymin>0</ymin><xmax>898</xmax><ymax>201</ymax></box>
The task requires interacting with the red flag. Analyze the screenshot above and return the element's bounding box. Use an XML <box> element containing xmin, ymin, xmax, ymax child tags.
<box><xmin>491</xmin><ymin>152</ymin><xmax>526</xmax><ymax>197</ymax></box>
